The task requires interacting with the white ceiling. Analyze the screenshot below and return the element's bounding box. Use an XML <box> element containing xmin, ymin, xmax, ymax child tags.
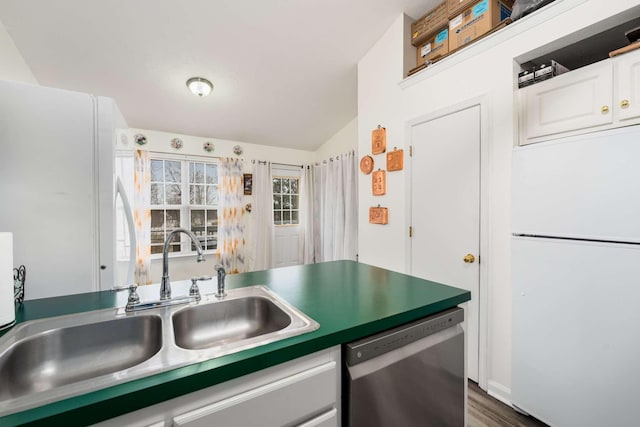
<box><xmin>0</xmin><ymin>0</ymin><xmax>438</xmax><ymax>151</ymax></box>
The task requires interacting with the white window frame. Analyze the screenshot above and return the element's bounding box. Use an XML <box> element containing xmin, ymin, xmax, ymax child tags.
<box><xmin>149</xmin><ymin>152</ymin><xmax>219</xmax><ymax>259</ymax></box>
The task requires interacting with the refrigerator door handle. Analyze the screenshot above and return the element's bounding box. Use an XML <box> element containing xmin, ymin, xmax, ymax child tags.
<box><xmin>116</xmin><ymin>176</ymin><xmax>137</xmax><ymax>288</ymax></box>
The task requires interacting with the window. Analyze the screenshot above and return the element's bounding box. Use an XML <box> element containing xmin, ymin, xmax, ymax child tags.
<box><xmin>150</xmin><ymin>156</ymin><xmax>218</xmax><ymax>255</ymax></box>
<box><xmin>273</xmin><ymin>176</ymin><xmax>299</xmax><ymax>225</ymax></box>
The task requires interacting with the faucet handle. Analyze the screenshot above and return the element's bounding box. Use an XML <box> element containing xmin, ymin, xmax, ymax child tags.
<box><xmin>189</xmin><ymin>276</ymin><xmax>212</xmax><ymax>301</ymax></box>
<box><xmin>126</xmin><ymin>284</ymin><xmax>140</xmax><ymax>311</ymax></box>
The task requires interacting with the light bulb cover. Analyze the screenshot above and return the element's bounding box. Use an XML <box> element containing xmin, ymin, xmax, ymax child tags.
<box><xmin>186</xmin><ymin>77</ymin><xmax>213</xmax><ymax>97</ymax></box>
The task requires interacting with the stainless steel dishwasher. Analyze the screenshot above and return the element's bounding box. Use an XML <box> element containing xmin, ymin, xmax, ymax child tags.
<box><xmin>344</xmin><ymin>307</ymin><xmax>465</xmax><ymax>427</ymax></box>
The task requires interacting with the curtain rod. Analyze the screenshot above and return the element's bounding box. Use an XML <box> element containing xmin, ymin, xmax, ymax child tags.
<box><xmin>252</xmin><ymin>160</ymin><xmax>303</xmax><ymax>168</ymax></box>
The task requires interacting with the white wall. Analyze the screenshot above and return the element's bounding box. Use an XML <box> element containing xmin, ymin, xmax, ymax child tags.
<box><xmin>314</xmin><ymin>117</ymin><xmax>358</xmax><ymax>161</ymax></box>
<box><xmin>130</xmin><ymin>128</ymin><xmax>316</xmax><ymax>283</ymax></box>
<box><xmin>0</xmin><ymin>18</ymin><xmax>37</xmax><ymax>84</ymax></box>
<box><xmin>357</xmin><ymin>0</ymin><xmax>640</xmax><ymax>401</ymax></box>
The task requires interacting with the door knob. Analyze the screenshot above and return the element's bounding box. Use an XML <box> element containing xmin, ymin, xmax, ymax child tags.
<box><xmin>463</xmin><ymin>254</ymin><xmax>475</xmax><ymax>263</ymax></box>
<box><xmin>601</xmin><ymin>105</ymin><xmax>610</xmax><ymax>114</ymax></box>
<box><xmin>621</xmin><ymin>99</ymin><xmax>630</xmax><ymax>109</ymax></box>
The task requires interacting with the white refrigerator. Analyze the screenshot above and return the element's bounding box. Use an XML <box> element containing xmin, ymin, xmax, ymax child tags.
<box><xmin>511</xmin><ymin>126</ymin><xmax>640</xmax><ymax>426</ymax></box>
<box><xmin>0</xmin><ymin>80</ymin><xmax>135</xmax><ymax>300</ymax></box>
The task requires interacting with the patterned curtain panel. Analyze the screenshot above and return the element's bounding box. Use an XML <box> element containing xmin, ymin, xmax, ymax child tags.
<box><xmin>133</xmin><ymin>150</ymin><xmax>151</xmax><ymax>285</ymax></box>
<box><xmin>217</xmin><ymin>158</ymin><xmax>247</xmax><ymax>274</ymax></box>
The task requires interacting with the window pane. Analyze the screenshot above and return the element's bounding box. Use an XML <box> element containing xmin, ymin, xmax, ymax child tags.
<box><xmin>291</xmin><ymin>211</ymin><xmax>299</xmax><ymax>224</ymax></box>
<box><xmin>273</xmin><ymin>195</ymin><xmax>281</xmax><ymax>209</ymax></box>
<box><xmin>282</xmin><ymin>195</ymin><xmax>291</xmax><ymax>209</ymax></box>
<box><xmin>151</xmin><ymin>210</ymin><xmax>165</xmax><ymax>245</ymax></box>
<box><xmin>206</xmin><ymin>185</ymin><xmax>218</xmax><ymax>205</ymax></box>
<box><xmin>274</xmin><ymin>211</ymin><xmax>282</xmax><ymax>225</ymax></box>
<box><xmin>165</xmin><ymin>161</ymin><xmax>181</xmax><ymax>182</ymax></box>
<box><xmin>291</xmin><ymin>195</ymin><xmax>299</xmax><ymax>209</ymax></box>
<box><xmin>190</xmin><ymin>185</ymin><xmax>204</xmax><ymax>205</ymax></box>
<box><xmin>151</xmin><ymin>244</ymin><xmax>163</xmax><ymax>255</ymax></box>
<box><xmin>282</xmin><ymin>179</ymin><xmax>290</xmax><ymax>194</ymax></box>
<box><xmin>151</xmin><ymin>160</ymin><xmax>164</xmax><ymax>182</ymax></box>
<box><xmin>206</xmin><ymin>209</ymin><xmax>218</xmax><ymax>228</ymax></box>
<box><xmin>166</xmin><ymin>184</ymin><xmax>182</xmax><ymax>205</ymax></box>
<box><xmin>273</xmin><ymin>178</ymin><xmax>281</xmax><ymax>194</ymax></box>
<box><xmin>151</xmin><ymin>183</ymin><xmax>164</xmax><ymax>205</ymax></box>
<box><xmin>283</xmin><ymin>211</ymin><xmax>291</xmax><ymax>224</ymax></box>
<box><xmin>206</xmin><ymin>164</ymin><xmax>218</xmax><ymax>184</ymax></box>
<box><xmin>191</xmin><ymin>209</ymin><xmax>205</xmax><ymax>227</ymax></box>
<box><xmin>291</xmin><ymin>179</ymin><xmax>299</xmax><ymax>194</ymax></box>
<box><xmin>190</xmin><ymin>162</ymin><xmax>204</xmax><ymax>184</ymax></box>
<box><xmin>166</xmin><ymin>210</ymin><xmax>180</xmax><ymax>228</ymax></box>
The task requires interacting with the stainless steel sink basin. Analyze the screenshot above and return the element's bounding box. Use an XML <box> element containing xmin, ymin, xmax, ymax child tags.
<box><xmin>172</xmin><ymin>287</ymin><xmax>317</xmax><ymax>353</ymax></box>
<box><xmin>174</xmin><ymin>296</ymin><xmax>292</xmax><ymax>349</ymax></box>
<box><xmin>0</xmin><ymin>284</ymin><xmax>318</xmax><ymax>418</ymax></box>
<box><xmin>0</xmin><ymin>315</ymin><xmax>162</xmax><ymax>401</ymax></box>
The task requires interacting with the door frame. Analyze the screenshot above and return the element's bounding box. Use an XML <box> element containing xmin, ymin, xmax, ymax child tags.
<box><xmin>404</xmin><ymin>95</ymin><xmax>490</xmax><ymax>391</ymax></box>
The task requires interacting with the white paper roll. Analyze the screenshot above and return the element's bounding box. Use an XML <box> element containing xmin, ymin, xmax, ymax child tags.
<box><xmin>0</xmin><ymin>232</ymin><xmax>16</xmax><ymax>329</ymax></box>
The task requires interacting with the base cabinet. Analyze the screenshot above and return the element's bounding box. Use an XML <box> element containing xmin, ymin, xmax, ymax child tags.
<box><xmin>95</xmin><ymin>347</ymin><xmax>341</xmax><ymax>427</ymax></box>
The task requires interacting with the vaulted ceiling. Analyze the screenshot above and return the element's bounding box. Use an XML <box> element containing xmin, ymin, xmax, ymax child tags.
<box><xmin>0</xmin><ymin>0</ymin><xmax>437</xmax><ymax>150</ymax></box>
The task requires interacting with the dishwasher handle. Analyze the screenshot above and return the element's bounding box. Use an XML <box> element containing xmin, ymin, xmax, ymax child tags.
<box><xmin>345</xmin><ymin>307</ymin><xmax>464</xmax><ymax>366</ymax></box>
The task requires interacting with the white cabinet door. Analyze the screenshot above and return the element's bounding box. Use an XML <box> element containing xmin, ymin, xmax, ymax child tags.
<box><xmin>614</xmin><ymin>49</ymin><xmax>640</xmax><ymax>122</ymax></box>
<box><xmin>519</xmin><ymin>60</ymin><xmax>613</xmax><ymax>144</ymax></box>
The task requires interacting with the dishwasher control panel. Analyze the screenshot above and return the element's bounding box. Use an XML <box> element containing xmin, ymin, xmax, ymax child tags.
<box><xmin>345</xmin><ymin>307</ymin><xmax>464</xmax><ymax>366</ymax></box>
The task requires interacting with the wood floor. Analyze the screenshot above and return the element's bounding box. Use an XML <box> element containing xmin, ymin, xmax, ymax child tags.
<box><xmin>468</xmin><ymin>381</ymin><xmax>548</xmax><ymax>427</ymax></box>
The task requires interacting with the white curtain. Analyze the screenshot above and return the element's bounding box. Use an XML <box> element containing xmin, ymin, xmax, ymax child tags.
<box><xmin>133</xmin><ymin>150</ymin><xmax>151</xmax><ymax>285</ymax></box>
<box><xmin>251</xmin><ymin>161</ymin><xmax>274</xmax><ymax>271</ymax></box>
<box><xmin>301</xmin><ymin>151</ymin><xmax>357</xmax><ymax>263</ymax></box>
<box><xmin>217</xmin><ymin>158</ymin><xmax>247</xmax><ymax>274</ymax></box>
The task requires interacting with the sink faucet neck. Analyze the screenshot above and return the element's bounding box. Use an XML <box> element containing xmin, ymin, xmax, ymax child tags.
<box><xmin>161</xmin><ymin>228</ymin><xmax>205</xmax><ymax>300</ymax></box>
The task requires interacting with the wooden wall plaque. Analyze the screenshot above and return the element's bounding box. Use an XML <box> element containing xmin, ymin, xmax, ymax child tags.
<box><xmin>372</xmin><ymin>169</ymin><xmax>386</xmax><ymax>196</ymax></box>
<box><xmin>371</xmin><ymin>127</ymin><xmax>386</xmax><ymax>154</ymax></box>
<box><xmin>387</xmin><ymin>149</ymin><xmax>404</xmax><ymax>171</ymax></box>
<box><xmin>369</xmin><ymin>206</ymin><xmax>389</xmax><ymax>224</ymax></box>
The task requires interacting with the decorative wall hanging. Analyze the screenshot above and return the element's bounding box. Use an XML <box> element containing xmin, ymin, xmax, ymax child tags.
<box><xmin>203</xmin><ymin>141</ymin><xmax>215</xmax><ymax>153</ymax></box>
<box><xmin>134</xmin><ymin>133</ymin><xmax>147</xmax><ymax>146</ymax></box>
<box><xmin>243</xmin><ymin>173</ymin><xmax>253</xmax><ymax>195</ymax></box>
<box><xmin>360</xmin><ymin>155</ymin><xmax>374</xmax><ymax>174</ymax></box>
<box><xmin>170</xmin><ymin>138</ymin><xmax>183</xmax><ymax>149</ymax></box>
<box><xmin>371</xmin><ymin>125</ymin><xmax>386</xmax><ymax>154</ymax></box>
<box><xmin>372</xmin><ymin>169</ymin><xmax>386</xmax><ymax>196</ymax></box>
<box><xmin>387</xmin><ymin>148</ymin><xmax>404</xmax><ymax>171</ymax></box>
<box><xmin>369</xmin><ymin>206</ymin><xmax>389</xmax><ymax>224</ymax></box>
<box><xmin>233</xmin><ymin>145</ymin><xmax>243</xmax><ymax>155</ymax></box>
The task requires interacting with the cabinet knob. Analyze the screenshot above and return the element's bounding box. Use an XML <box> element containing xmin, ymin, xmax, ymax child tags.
<box><xmin>601</xmin><ymin>105</ymin><xmax>610</xmax><ymax>114</ymax></box>
<box><xmin>621</xmin><ymin>99</ymin><xmax>630</xmax><ymax>109</ymax></box>
<box><xmin>463</xmin><ymin>254</ymin><xmax>476</xmax><ymax>263</ymax></box>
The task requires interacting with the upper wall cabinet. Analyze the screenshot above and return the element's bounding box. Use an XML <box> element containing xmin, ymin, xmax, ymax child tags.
<box><xmin>614</xmin><ymin>51</ymin><xmax>640</xmax><ymax>122</ymax></box>
<box><xmin>518</xmin><ymin>49</ymin><xmax>640</xmax><ymax>145</ymax></box>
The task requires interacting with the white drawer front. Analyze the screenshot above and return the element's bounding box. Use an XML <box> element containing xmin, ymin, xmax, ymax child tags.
<box><xmin>173</xmin><ymin>361</ymin><xmax>337</xmax><ymax>427</ymax></box>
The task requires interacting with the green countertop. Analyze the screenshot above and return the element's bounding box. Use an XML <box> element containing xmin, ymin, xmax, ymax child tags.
<box><xmin>1</xmin><ymin>260</ymin><xmax>470</xmax><ymax>426</ymax></box>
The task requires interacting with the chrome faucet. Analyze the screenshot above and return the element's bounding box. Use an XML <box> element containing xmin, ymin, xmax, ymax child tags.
<box><xmin>215</xmin><ymin>265</ymin><xmax>227</xmax><ymax>298</ymax></box>
<box><xmin>160</xmin><ymin>228</ymin><xmax>205</xmax><ymax>300</ymax></box>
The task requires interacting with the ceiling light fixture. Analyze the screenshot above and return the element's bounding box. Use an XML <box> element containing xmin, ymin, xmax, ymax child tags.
<box><xmin>186</xmin><ymin>77</ymin><xmax>213</xmax><ymax>97</ymax></box>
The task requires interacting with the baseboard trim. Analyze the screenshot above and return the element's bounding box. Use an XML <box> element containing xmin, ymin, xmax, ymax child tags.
<box><xmin>487</xmin><ymin>380</ymin><xmax>512</xmax><ymax>407</ymax></box>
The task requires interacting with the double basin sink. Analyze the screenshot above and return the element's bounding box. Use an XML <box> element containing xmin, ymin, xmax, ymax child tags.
<box><xmin>0</xmin><ymin>285</ymin><xmax>319</xmax><ymax>417</ymax></box>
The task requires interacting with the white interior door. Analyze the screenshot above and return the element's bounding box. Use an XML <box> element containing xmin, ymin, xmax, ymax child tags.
<box><xmin>410</xmin><ymin>105</ymin><xmax>480</xmax><ymax>382</ymax></box>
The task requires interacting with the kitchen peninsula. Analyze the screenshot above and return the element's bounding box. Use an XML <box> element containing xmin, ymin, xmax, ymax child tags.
<box><xmin>1</xmin><ymin>260</ymin><xmax>470</xmax><ymax>426</ymax></box>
